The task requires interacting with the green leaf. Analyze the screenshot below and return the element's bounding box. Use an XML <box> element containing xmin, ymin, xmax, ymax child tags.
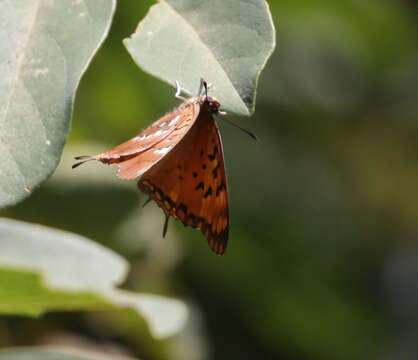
<box><xmin>0</xmin><ymin>218</ymin><xmax>188</xmax><ymax>339</ymax></box>
<box><xmin>0</xmin><ymin>347</ymin><xmax>137</xmax><ymax>360</ymax></box>
<box><xmin>124</xmin><ymin>0</ymin><xmax>276</xmax><ymax>116</ymax></box>
<box><xmin>0</xmin><ymin>0</ymin><xmax>116</xmax><ymax>208</ymax></box>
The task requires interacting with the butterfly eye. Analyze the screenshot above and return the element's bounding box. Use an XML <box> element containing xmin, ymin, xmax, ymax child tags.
<box><xmin>208</xmin><ymin>100</ymin><xmax>221</xmax><ymax>113</ymax></box>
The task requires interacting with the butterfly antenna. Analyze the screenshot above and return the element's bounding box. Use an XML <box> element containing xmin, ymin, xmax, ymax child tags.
<box><xmin>203</xmin><ymin>79</ymin><xmax>208</xmax><ymax>99</ymax></box>
<box><xmin>218</xmin><ymin>116</ymin><xmax>257</xmax><ymax>140</ymax></box>
<box><xmin>72</xmin><ymin>155</ymin><xmax>94</xmax><ymax>169</ymax></box>
<box><xmin>162</xmin><ymin>214</ymin><xmax>170</xmax><ymax>238</ymax></box>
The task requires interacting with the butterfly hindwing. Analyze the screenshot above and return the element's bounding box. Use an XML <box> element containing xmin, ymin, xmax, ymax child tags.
<box><xmin>73</xmin><ymin>93</ymin><xmax>230</xmax><ymax>255</ymax></box>
<box><xmin>138</xmin><ymin>105</ymin><xmax>229</xmax><ymax>255</ymax></box>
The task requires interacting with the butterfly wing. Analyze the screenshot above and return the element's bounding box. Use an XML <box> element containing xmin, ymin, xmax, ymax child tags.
<box><xmin>91</xmin><ymin>101</ymin><xmax>200</xmax><ymax>180</ymax></box>
<box><xmin>138</xmin><ymin>108</ymin><xmax>229</xmax><ymax>255</ymax></box>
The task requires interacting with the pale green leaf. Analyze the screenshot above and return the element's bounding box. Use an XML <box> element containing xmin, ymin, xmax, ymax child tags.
<box><xmin>124</xmin><ymin>0</ymin><xmax>276</xmax><ymax>116</ymax></box>
<box><xmin>0</xmin><ymin>0</ymin><xmax>116</xmax><ymax>208</ymax></box>
<box><xmin>0</xmin><ymin>347</ymin><xmax>137</xmax><ymax>360</ymax></box>
<box><xmin>0</xmin><ymin>218</ymin><xmax>188</xmax><ymax>338</ymax></box>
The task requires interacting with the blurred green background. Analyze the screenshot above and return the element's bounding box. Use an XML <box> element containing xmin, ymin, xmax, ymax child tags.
<box><xmin>2</xmin><ymin>0</ymin><xmax>418</xmax><ymax>359</ymax></box>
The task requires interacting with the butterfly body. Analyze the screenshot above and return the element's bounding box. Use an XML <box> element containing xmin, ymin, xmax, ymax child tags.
<box><xmin>74</xmin><ymin>93</ymin><xmax>229</xmax><ymax>255</ymax></box>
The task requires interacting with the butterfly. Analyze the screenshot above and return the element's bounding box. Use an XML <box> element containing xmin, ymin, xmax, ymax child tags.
<box><xmin>73</xmin><ymin>80</ymin><xmax>232</xmax><ymax>255</ymax></box>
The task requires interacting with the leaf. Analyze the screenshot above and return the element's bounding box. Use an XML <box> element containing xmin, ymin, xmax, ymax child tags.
<box><xmin>0</xmin><ymin>0</ymin><xmax>116</xmax><ymax>208</ymax></box>
<box><xmin>0</xmin><ymin>347</ymin><xmax>137</xmax><ymax>360</ymax></box>
<box><xmin>0</xmin><ymin>218</ymin><xmax>188</xmax><ymax>338</ymax></box>
<box><xmin>124</xmin><ymin>0</ymin><xmax>276</xmax><ymax>116</ymax></box>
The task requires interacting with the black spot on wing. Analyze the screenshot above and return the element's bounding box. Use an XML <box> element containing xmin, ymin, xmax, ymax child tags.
<box><xmin>216</xmin><ymin>181</ymin><xmax>226</xmax><ymax>196</ymax></box>
<box><xmin>204</xmin><ymin>186</ymin><xmax>213</xmax><ymax>198</ymax></box>
<box><xmin>178</xmin><ymin>203</ymin><xmax>188</xmax><ymax>216</ymax></box>
<box><xmin>208</xmin><ymin>146</ymin><xmax>219</xmax><ymax>161</ymax></box>
<box><xmin>195</xmin><ymin>181</ymin><xmax>204</xmax><ymax>191</ymax></box>
<box><xmin>212</xmin><ymin>163</ymin><xmax>220</xmax><ymax>179</ymax></box>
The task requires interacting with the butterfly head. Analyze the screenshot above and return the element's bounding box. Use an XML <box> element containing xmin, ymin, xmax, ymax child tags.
<box><xmin>204</xmin><ymin>96</ymin><xmax>222</xmax><ymax>115</ymax></box>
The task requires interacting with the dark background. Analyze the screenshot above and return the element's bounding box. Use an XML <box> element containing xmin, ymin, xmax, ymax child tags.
<box><xmin>2</xmin><ymin>1</ymin><xmax>418</xmax><ymax>359</ymax></box>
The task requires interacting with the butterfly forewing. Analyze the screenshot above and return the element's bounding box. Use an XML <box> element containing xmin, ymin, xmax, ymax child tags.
<box><xmin>74</xmin><ymin>94</ymin><xmax>230</xmax><ymax>255</ymax></box>
<box><xmin>138</xmin><ymin>104</ymin><xmax>229</xmax><ymax>255</ymax></box>
<box><xmin>95</xmin><ymin>101</ymin><xmax>200</xmax><ymax>180</ymax></box>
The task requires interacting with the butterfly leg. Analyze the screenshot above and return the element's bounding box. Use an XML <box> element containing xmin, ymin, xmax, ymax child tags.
<box><xmin>175</xmin><ymin>81</ymin><xmax>187</xmax><ymax>101</ymax></box>
<box><xmin>162</xmin><ymin>214</ymin><xmax>170</xmax><ymax>238</ymax></box>
<box><xmin>198</xmin><ymin>78</ymin><xmax>210</xmax><ymax>97</ymax></box>
<box><xmin>198</xmin><ymin>78</ymin><xmax>213</xmax><ymax>97</ymax></box>
<box><xmin>197</xmin><ymin>78</ymin><xmax>205</xmax><ymax>96</ymax></box>
<box><xmin>142</xmin><ymin>196</ymin><xmax>152</xmax><ymax>208</ymax></box>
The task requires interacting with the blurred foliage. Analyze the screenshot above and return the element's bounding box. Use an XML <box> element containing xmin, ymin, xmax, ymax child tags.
<box><xmin>1</xmin><ymin>0</ymin><xmax>418</xmax><ymax>359</ymax></box>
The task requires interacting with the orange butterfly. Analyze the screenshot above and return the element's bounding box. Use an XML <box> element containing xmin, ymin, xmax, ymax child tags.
<box><xmin>73</xmin><ymin>80</ymin><xmax>232</xmax><ymax>255</ymax></box>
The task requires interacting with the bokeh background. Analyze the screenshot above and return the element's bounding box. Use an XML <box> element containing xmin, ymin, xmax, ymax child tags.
<box><xmin>2</xmin><ymin>0</ymin><xmax>418</xmax><ymax>359</ymax></box>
